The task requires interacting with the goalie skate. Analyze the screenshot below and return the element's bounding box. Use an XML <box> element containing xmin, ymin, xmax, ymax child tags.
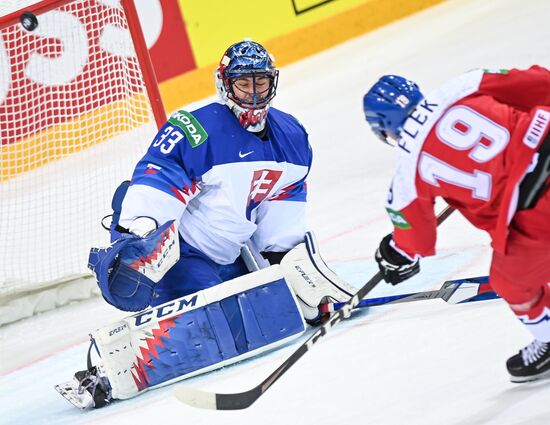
<box><xmin>55</xmin><ymin>379</ymin><xmax>95</xmax><ymax>410</ymax></box>
<box><xmin>54</xmin><ymin>365</ymin><xmax>112</xmax><ymax>410</ymax></box>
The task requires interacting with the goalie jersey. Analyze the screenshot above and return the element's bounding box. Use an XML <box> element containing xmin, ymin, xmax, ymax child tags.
<box><xmin>119</xmin><ymin>102</ymin><xmax>312</xmax><ymax>265</ymax></box>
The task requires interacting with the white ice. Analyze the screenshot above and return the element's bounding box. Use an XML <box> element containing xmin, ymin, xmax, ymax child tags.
<box><xmin>2</xmin><ymin>0</ymin><xmax>550</xmax><ymax>423</ymax></box>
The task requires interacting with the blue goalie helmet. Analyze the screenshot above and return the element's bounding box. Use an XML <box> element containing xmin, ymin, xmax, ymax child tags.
<box><xmin>363</xmin><ymin>75</ymin><xmax>423</xmax><ymax>144</ymax></box>
<box><xmin>215</xmin><ymin>39</ymin><xmax>279</xmax><ymax>132</ymax></box>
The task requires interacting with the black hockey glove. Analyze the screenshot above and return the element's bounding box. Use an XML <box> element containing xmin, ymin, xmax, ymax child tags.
<box><xmin>375</xmin><ymin>234</ymin><xmax>420</xmax><ymax>285</ymax></box>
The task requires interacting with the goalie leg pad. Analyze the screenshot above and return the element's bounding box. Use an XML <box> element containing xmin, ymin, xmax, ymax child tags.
<box><xmin>280</xmin><ymin>231</ymin><xmax>357</xmax><ymax>323</ymax></box>
<box><xmin>91</xmin><ymin>266</ymin><xmax>305</xmax><ymax>400</ymax></box>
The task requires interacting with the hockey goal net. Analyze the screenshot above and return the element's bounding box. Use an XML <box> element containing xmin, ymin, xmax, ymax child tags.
<box><xmin>0</xmin><ymin>0</ymin><xmax>166</xmax><ymax>324</ymax></box>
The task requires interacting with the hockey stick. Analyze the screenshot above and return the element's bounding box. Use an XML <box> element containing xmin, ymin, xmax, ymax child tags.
<box><xmin>319</xmin><ymin>276</ymin><xmax>498</xmax><ymax>313</ymax></box>
<box><xmin>174</xmin><ymin>206</ymin><xmax>455</xmax><ymax>410</ymax></box>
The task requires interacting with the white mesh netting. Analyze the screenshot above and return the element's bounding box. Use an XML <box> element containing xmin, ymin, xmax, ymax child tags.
<box><xmin>0</xmin><ymin>0</ymin><xmax>161</xmax><ymax>322</ymax></box>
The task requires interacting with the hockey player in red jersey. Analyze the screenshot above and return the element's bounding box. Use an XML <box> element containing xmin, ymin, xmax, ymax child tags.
<box><xmin>363</xmin><ymin>66</ymin><xmax>550</xmax><ymax>383</ymax></box>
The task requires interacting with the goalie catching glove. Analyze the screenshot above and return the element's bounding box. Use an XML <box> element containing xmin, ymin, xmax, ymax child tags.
<box><xmin>375</xmin><ymin>233</ymin><xmax>420</xmax><ymax>285</ymax></box>
<box><xmin>88</xmin><ymin>220</ymin><xmax>180</xmax><ymax>311</ymax></box>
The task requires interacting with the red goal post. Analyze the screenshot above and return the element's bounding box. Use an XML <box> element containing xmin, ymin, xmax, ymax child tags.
<box><xmin>0</xmin><ymin>0</ymin><xmax>166</xmax><ymax>324</ymax></box>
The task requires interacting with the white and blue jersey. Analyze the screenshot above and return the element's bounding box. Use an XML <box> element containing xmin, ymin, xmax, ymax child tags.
<box><xmin>119</xmin><ymin>102</ymin><xmax>312</xmax><ymax>266</ymax></box>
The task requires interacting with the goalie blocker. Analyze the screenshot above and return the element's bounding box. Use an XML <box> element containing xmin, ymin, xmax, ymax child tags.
<box><xmin>56</xmin><ymin>232</ymin><xmax>355</xmax><ymax>409</ymax></box>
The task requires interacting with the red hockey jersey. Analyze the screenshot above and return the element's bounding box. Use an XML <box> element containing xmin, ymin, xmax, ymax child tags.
<box><xmin>386</xmin><ymin>66</ymin><xmax>550</xmax><ymax>257</ymax></box>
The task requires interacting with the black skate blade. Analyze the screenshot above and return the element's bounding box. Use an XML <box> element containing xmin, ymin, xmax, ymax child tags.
<box><xmin>509</xmin><ymin>367</ymin><xmax>550</xmax><ymax>384</ymax></box>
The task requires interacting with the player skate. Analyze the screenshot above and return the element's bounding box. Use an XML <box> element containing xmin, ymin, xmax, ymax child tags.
<box><xmin>363</xmin><ymin>66</ymin><xmax>550</xmax><ymax>385</ymax></box>
<box><xmin>507</xmin><ymin>340</ymin><xmax>550</xmax><ymax>383</ymax></box>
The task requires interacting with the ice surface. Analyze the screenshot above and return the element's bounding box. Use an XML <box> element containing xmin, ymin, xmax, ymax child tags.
<box><xmin>2</xmin><ymin>0</ymin><xmax>550</xmax><ymax>423</ymax></box>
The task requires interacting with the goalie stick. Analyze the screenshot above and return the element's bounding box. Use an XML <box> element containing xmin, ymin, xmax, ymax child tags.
<box><xmin>319</xmin><ymin>276</ymin><xmax>498</xmax><ymax>313</ymax></box>
<box><xmin>174</xmin><ymin>205</ymin><xmax>455</xmax><ymax>410</ymax></box>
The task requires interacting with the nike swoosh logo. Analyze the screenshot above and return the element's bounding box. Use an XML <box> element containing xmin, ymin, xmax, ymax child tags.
<box><xmin>239</xmin><ymin>150</ymin><xmax>254</xmax><ymax>158</ymax></box>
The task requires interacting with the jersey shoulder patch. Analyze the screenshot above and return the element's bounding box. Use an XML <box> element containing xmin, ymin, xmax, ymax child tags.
<box><xmin>168</xmin><ymin>110</ymin><xmax>208</xmax><ymax>148</ymax></box>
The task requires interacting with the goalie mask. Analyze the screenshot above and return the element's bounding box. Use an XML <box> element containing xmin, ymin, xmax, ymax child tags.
<box><xmin>215</xmin><ymin>40</ymin><xmax>279</xmax><ymax>132</ymax></box>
